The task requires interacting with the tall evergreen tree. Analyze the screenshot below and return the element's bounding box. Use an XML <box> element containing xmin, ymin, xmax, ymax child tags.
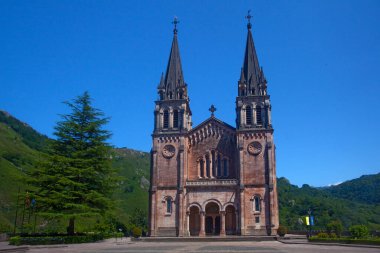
<box><xmin>31</xmin><ymin>92</ymin><xmax>116</xmax><ymax>235</ymax></box>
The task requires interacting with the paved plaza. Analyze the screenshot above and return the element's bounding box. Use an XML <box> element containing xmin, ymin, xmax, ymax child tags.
<box><xmin>2</xmin><ymin>238</ymin><xmax>379</xmax><ymax>253</ymax></box>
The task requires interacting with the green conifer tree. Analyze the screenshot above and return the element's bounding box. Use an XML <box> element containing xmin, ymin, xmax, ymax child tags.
<box><xmin>31</xmin><ymin>92</ymin><xmax>116</xmax><ymax>235</ymax></box>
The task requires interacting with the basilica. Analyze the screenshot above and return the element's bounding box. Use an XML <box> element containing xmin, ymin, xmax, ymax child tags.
<box><xmin>148</xmin><ymin>15</ymin><xmax>279</xmax><ymax>237</ymax></box>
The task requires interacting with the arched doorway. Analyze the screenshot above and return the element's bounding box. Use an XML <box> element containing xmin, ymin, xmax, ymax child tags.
<box><xmin>189</xmin><ymin>206</ymin><xmax>200</xmax><ymax>236</ymax></box>
<box><xmin>205</xmin><ymin>202</ymin><xmax>220</xmax><ymax>235</ymax></box>
<box><xmin>225</xmin><ymin>205</ymin><xmax>237</xmax><ymax>235</ymax></box>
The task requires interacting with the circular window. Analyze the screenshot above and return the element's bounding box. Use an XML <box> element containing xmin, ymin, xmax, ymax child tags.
<box><xmin>162</xmin><ymin>145</ymin><xmax>176</xmax><ymax>159</ymax></box>
<box><xmin>247</xmin><ymin>141</ymin><xmax>262</xmax><ymax>156</ymax></box>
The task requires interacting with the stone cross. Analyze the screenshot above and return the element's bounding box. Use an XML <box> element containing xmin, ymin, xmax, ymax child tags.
<box><xmin>172</xmin><ymin>16</ymin><xmax>179</xmax><ymax>34</ymax></box>
<box><xmin>245</xmin><ymin>10</ymin><xmax>252</xmax><ymax>29</ymax></box>
<box><xmin>209</xmin><ymin>104</ymin><xmax>217</xmax><ymax>116</ymax></box>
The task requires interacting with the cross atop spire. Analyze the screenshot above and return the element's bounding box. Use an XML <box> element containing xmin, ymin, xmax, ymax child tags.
<box><xmin>245</xmin><ymin>10</ymin><xmax>252</xmax><ymax>29</ymax></box>
<box><xmin>172</xmin><ymin>16</ymin><xmax>179</xmax><ymax>34</ymax></box>
<box><xmin>209</xmin><ymin>104</ymin><xmax>217</xmax><ymax>117</ymax></box>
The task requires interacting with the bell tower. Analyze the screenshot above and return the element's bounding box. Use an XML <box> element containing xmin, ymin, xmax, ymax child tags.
<box><xmin>149</xmin><ymin>18</ymin><xmax>191</xmax><ymax>237</ymax></box>
<box><xmin>236</xmin><ymin>12</ymin><xmax>271</xmax><ymax>130</ymax></box>
<box><xmin>236</xmin><ymin>11</ymin><xmax>279</xmax><ymax>235</ymax></box>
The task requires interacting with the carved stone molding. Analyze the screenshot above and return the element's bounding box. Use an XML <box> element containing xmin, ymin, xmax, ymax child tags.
<box><xmin>185</xmin><ymin>179</ymin><xmax>238</xmax><ymax>187</ymax></box>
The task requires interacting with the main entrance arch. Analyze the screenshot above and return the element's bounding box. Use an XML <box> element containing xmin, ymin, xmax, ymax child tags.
<box><xmin>205</xmin><ymin>202</ymin><xmax>220</xmax><ymax>235</ymax></box>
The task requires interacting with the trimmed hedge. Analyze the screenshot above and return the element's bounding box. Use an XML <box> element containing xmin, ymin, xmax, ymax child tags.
<box><xmin>9</xmin><ymin>233</ymin><xmax>105</xmax><ymax>246</ymax></box>
<box><xmin>309</xmin><ymin>237</ymin><xmax>380</xmax><ymax>246</ymax></box>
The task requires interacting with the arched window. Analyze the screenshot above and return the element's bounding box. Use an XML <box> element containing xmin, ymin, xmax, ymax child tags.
<box><xmin>200</xmin><ymin>159</ymin><xmax>205</xmax><ymax>178</ymax></box>
<box><xmin>246</xmin><ymin>106</ymin><xmax>252</xmax><ymax>125</ymax></box>
<box><xmin>166</xmin><ymin>197</ymin><xmax>172</xmax><ymax>214</ymax></box>
<box><xmin>256</xmin><ymin>106</ymin><xmax>262</xmax><ymax>125</ymax></box>
<box><xmin>253</xmin><ymin>196</ymin><xmax>261</xmax><ymax>212</ymax></box>
<box><xmin>163</xmin><ymin>110</ymin><xmax>169</xmax><ymax>128</ymax></box>
<box><xmin>217</xmin><ymin>154</ymin><xmax>221</xmax><ymax>177</ymax></box>
<box><xmin>173</xmin><ymin>110</ymin><xmax>179</xmax><ymax>128</ymax></box>
<box><xmin>206</xmin><ymin>155</ymin><xmax>210</xmax><ymax>178</ymax></box>
<box><xmin>223</xmin><ymin>158</ymin><xmax>228</xmax><ymax>177</ymax></box>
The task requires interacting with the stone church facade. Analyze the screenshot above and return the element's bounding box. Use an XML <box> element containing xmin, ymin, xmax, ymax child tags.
<box><xmin>149</xmin><ymin>17</ymin><xmax>279</xmax><ymax>237</ymax></box>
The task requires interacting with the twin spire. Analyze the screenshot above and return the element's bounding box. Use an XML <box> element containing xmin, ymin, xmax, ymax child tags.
<box><xmin>158</xmin><ymin>12</ymin><xmax>267</xmax><ymax>101</ymax></box>
<box><xmin>157</xmin><ymin>17</ymin><xmax>187</xmax><ymax>100</ymax></box>
<box><xmin>239</xmin><ymin>10</ymin><xmax>267</xmax><ymax>96</ymax></box>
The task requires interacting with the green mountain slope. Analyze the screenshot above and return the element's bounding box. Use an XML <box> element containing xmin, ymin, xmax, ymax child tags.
<box><xmin>0</xmin><ymin>113</ymin><xmax>48</xmax><ymax>230</ymax></box>
<box><xmin>278</xmin><ymin>177</ymin><xmax>380</xmax><ymax>231</ymax></box>
<box><xmin>322</xmin><ymin>173</ymin><xmax>380</xmax><ymax>205</ymax></box>
<box><xmin>0</xmin><ymin>111</ymin><xmax>150</xmax><ymax>232</ymax></box>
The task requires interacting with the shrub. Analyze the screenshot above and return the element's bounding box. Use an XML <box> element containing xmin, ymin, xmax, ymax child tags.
<box><xmin>349</xmin><ymin>225</ymin><xmax>369</xmax><ymax>239</ymax></box>
<box><xmin>132</xmin><ymin>227</ymin><xmax>142</xmax><ymax>238</ymax></box>
<box><xmin>277</xmin><ymin>225</ymin><xmax>287</xmax><ymax>237</ymax></box>
<box><xmin>316</xmin><ymin>232</ymin><xmax>329</xmax><ymax>238</ymax></box>
<box><xmin>326</xmin><ymin>220</ymin><xmax>343</xmax><ymax>237</ymax></box>
<box><xmin>9</xmin><ymin>236</ymin><xmax>21</xmax><ymax>246</ymax></box>
<box><xmin>329</xmin><ymin>233</ymin><xmax>337</xmax><ymax>238</ymax></box>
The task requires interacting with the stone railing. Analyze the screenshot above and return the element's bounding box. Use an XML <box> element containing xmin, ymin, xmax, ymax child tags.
<box><xmin>185</xmin><ymin>179</ymin><xmax>238</xmax><ymax>187</ymax></box>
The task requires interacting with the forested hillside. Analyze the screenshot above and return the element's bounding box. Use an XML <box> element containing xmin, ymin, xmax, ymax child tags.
<box><xmin>0</xmin><ymin>110</ymin><xmax>379</xmax><ymax>233</ymax></box>
<box><xmin>0</xmin><ymin>110</ymin><xmax>150</xmax><ymax>232</ymax></box>
<box><xmin>278</xmin><ymin>177</ymin><xmax>380</xmax><ymax>231</ymax></box>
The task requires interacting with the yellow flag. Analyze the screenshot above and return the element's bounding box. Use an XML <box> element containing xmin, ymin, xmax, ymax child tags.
<box><xmin>305</xmin><ymin>216</ymin><xmax>310</xmax><ymax>226</ymax></box>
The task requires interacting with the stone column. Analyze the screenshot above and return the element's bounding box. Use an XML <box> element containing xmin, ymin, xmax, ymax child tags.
<box><xmin>242</xmin><ymin>107</ymin><xmax>246</xmax><ymax>125</ymax></box>
<box><xmin>199</xmin><ymin>211</ymin><xmax>205</xmax><ymax>236</ymax></box>
<box><xmin>220</xmin><ymin>211</ymin><xmax>226</xmax><ymax>236</ymax></box>
<box><xmin>235</xmin><ymin>210</ymin><xmax>240</xmax><ymax>235</ymax></box>
<box><xmin>159</xmin><ymin>112</ymin><xmax>163</xmax><ymax>129</ymax></box>
<box><xmin>209</xmin><ymin>151</ymin><xmax>214</xmax><ymax>178</ymax></box>
<box><xmin>268</xmin><ymin>105</ymin><xmax>272</xmax><ymax>126</ymax></box>
<box><xmin>169</xmin><ymin>108</ymin><xmax>173</xmax><ymax>129</ymax></box>
<box><xmin>197</xmin><ymin>160</ymin><xmax>200</xmax><ymax>178</ymax></box>
<box><xmin>178</xmin><ymin>145</ymin><xmax>184</xmax><ymax>236</ymax></box>
<box><xmin>240</xmin><ymin>190</ymin><xmax>245</xmax><ymax>235</ymax></box>
<box><xmin>204</xmin><ymin>155</ymin><xmax>208</xmax><ymax>178</ymax></box>
<box><xmin>185</xmin><ymin>211</ymin><xmax>190</xmax><ymax>236</ymax></box>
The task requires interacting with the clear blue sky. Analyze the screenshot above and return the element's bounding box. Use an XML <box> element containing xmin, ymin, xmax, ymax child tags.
<box><xmin>1</xmin><ymin>0</ymin><xmax>379</xmax><ymax>187</ymax></box>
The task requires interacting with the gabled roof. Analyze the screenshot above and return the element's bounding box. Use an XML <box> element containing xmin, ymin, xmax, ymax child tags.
<box><xmin>189</xmin><ymin>116</ymin><xmax>236</xmax><ymax>135</ymax></box>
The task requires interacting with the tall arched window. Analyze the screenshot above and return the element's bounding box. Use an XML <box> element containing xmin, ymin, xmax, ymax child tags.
<box><xmin>254</xmin><ymin>196</ymin><xmax>261</xmax><ymax>212</ymax></box>
<box><xmin>256</xmin><ymin>106</ymin><xmax>262</xmax><ymax>125</ymax></box>
<box><xmin>173</xmin><ymin>110</ymin><xmax>179</xmax><ymax>128</ymax></box>
<box><xmin>163</xmin><ymin>110</ymin><xmax>169</xmax><ymax>128</ymax></box>
<box><xmin>166</xmin><ymin>197</ymin><xmax>172</xmax><ymax>214</ymax></box>
<box><xmin>200</xmin><ymin>159</ymin><xmax>205</xmax><ymax>178</ymax></box>
<box><xmin>223</xmin><ymin>158</ymin><xmax>228</xmax><ymax>177</ymax></box>
<box><xmin>206</xmin><ymin>155</ymin><xmax>210</xmax><ymax>178</ymax></box>
<box><xmin>217</xmin><ymin>154</ymin><xmax>221</xmax><ymax>177</ymax></box>
<box><xmin>246</xmin><ymin>106</ymin><xmax>252</xmax><ymax>125</ymax></box>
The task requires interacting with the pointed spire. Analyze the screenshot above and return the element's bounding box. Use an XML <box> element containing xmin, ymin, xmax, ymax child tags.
<box><xmin>241</xmin><ymin>10</ymin><xmax>265</xmax><ymax>96</ymax></box>
<box><xmin>159</xmin><ymin>17</ymin><xmax>186</xmax><ymax>100</ymax></box>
